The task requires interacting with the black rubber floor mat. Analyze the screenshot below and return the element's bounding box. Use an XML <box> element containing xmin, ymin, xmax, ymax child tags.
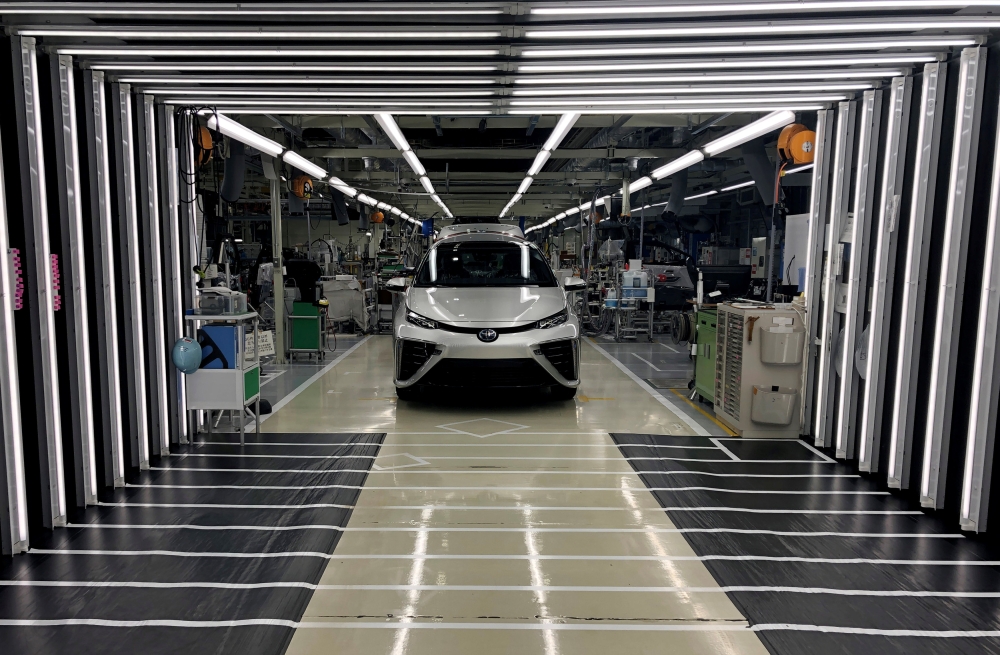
<box><xmin>0</xmin><ymin>432</ymin><xmax>385</xmax><ymax>655</ymax></box>
<box><xmin>610</xmin><ymin>433</ymin><xmax>1000</xmax><ymax>655</ymax></box>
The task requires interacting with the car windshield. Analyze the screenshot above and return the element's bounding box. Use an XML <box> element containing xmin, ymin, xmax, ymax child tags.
<box><xmin>413</xmin><ymin>241</ymin><xmax>557</xmax><ymax>288</ymax></box>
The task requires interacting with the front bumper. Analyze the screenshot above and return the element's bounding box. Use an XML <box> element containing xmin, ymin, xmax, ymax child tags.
<box><xmin>393</xmin><ymin>321</ymin><xmax>581</xmax><ymax>389</ymax></box>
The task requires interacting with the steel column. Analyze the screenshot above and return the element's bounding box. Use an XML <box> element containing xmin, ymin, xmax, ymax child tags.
<box><xmin>921</xmin><ymin>46</ymin><xmax>987</xmax><ymax>509</ymax></box>
<box><xmin>801</xmin><ymin>108</ymin><xmax>833</xmax><ymax>438</ymax></box>
<box><xmin>11</xmin><ymin>36</ymin><xmax>66</xmax><ymax>527</ymax></box>
<box><xmin>814</xmin><ymin>100</ymin><xmax>857</xmax><ymax>449</ymax></box>
<box><xmin>271</xmin><ymin>176</ymin><xmax>285</xmax><ymax>364</ymax></box>
<box><xmin>178</xmin><ymin>111</ymin><xmax>199</xmax><ymax>435</ymax></box>
<box><xmin>0</xmin><ymin>128</ymin><xmax>29</xmax><ymax>554</ymax></box>
<box><xmin>859</xmin><ymin>77</ymin><xmax>913</xmax><ymax>472</ymax></box>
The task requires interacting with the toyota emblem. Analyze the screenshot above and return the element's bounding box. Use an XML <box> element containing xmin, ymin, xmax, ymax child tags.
<box><xmin>477</xmin><ymin>328</ymin><xmax>498</xmax><ymax>343</ymax></box>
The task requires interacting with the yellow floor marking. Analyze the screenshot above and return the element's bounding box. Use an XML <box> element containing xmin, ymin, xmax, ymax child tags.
<box><xmin>669</xmin><ymin>389</ymin><xmax>738</xmax><ymax>436</ymax></box>
<box><xmin>577</xmin><ymin>395</ymin><xmax>615</xmax><ymax>403</ymax></box>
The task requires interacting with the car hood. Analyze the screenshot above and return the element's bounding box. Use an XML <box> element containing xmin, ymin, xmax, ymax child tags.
<box><xmin>406</xmin><ymin>286</ymin><xmax>566</xmax><ymax>327</ymax></box>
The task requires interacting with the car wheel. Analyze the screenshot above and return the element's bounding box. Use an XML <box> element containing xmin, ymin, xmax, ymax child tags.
<box><xmin>550</xmin><ymin>385</ymin><xmax>577</xmax><ymax>400</ymax></box>
<box><xmin>396</xmin><ymin>385</ymin><xmax>419</xmax><ymax>401</ymax></box>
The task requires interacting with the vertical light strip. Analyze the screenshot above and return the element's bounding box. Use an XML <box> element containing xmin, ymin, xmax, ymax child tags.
<box><xmin>143</xmin><ymin>96</ymin><xmax>170</xmax><ymax>456</ymax></box>
<box><xmin>118</xmin><ymin>84</ymin><xmax>150</xmax><ymax>469</ymax></box>
<box><xmin>0</xmin><ymin>129</ymin><xmax>29</xmax><ymax>551</ymax></box>
<box><xmin>887</xmin><ymin>62</ymin><xmax>947</xmax><ymax>490</ymax></box>
<box><xmin>163</xmin><ymin>106</ymin><xmax>187</xmax><ymax>442</ymax></box>
<box><xmin>961</xmin><ymin>94</ymin><xmax>1000</xmax><ymax>532</ymax></box>
<box><xmin>57</xmin><ymin>55</ymin><xmax>97</xmax><ymax>502</ymax></box>
<box><xmin>921</xmin><ymin>46</ymin><xmax>986</xmax><ymax>508</ymax></box>
<box><xmin>94</xmin><ymin>72</ymin><xmax>126</xmax><ymax>484</ymax></box>
<box><xmin>859</xmin><ymin>76</ymin><xmax>913</xmax><ymax>472</ymax></box>
<box><xmin>21</xmin><ymin>38</ymin><xmax>67</xmax><ymax>522</ymax></box>
<box><xmin>801</xmin><ymin>109</ymin><xmax>833</xmax><ymax>438</ymax></box>
<box><xmin>834</xmin><ymin>88</ymin><xmax>882</xmax><ymax>461</ymax></box>
<box><xmin>814</xmin><ymin>100</ymin><xmax>856</xmax><ymax>448</ymax></box>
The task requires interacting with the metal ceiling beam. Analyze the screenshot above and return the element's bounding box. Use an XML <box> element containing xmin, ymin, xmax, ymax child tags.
<box><xmin>303</xmin><ymin>147</ymin><xmax>685</xmax><ymax>159</ymax></box>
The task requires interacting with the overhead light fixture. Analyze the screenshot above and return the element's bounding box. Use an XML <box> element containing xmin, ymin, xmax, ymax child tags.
<box><xmin>629</xmin><ymin>176</ymin><xmax>654</xmax><ymax>192</ymax></box>
<box><xmin>524</xmin><ymin>18</ymin><xmax>1000</xmax><ymax>39</ymax></box>
<box><xmin>703</xmin><ymin>110</ymin><xmax>797</xmax><ymax>155</ymax></box>
<box><xmin>403</xmin><ymin>151</ymin><xmax>426</xmax><ymax>176</ymax></box>
<box><xmin>721</xmin><ymin>179</ymin><xmax>756</xmax><ymax>192</ymax></box>
<box><xmin>19</xmin><ymin>27</ymin><xmax>504</xmax><ymax>39</ymax></box>
<box><xmin>181</xmin><ymin>99</ymin><xmax>494</xmax><ymax>108</ymax></box>
<box><xmin>16</xmin><ymin>6</ymin><xmax>502</xmax><ymax>16</ymax></box>
<box><xmin>121</xmin><ymin>75</ymin><xmax>496</xmax><ymax>86</ymax></box>
<box><xmin>420</xmin><ymin>176</ymin><xmax>435</xmax><ymax>194</ymax></box>
<box><xmin>519</xmin><ymin>37</ymin><xmax>978</xmax><ymax>58</ymax></box>
<box><xmin>514</xmin><ymin>69</ymin><xmax>905</xmax><ymax>85</ymax></box>
<box><xmin>509</xmin><ymin>105</ymin><xmax>824</xmax><ymax>115</ymax></box>
<box><xmin>686</xmin><ymin>190</ymin><xmax>719</xmax><ymax>200</ymax></box>
<box><xmin>517</xmin><ymin>178</ymin><xmax>534</xmax><ymax>195</ymax></box>
<box><xmin>518</xmin><ymin>54</ymin><xmax>937</xmax><ymax>74</ymax></box>
<box><xmin>203</xmin><ymin>111</ymin><xmax>283</xmax><ymax>158</ymax></box>
<box><xmin>57</xmin><ymin>46</ymin><xmax>503</xmax><ymax>57</ymax></box>
<box><xmin>375</xmin><ymin>113</ymin><xmax>411</xmax><ymax>151</ymax></box>
<box><xmin>531</xmin><ymin>2</ymin><xmax>1000</xmax><ymax>15</ymax></box>
<box><xmin>152</xmin><ymin>88</ymin><xmax>497</xmax><ymax>98</ymax></box>
<box><xmin>92</xmin><ymin>63</ymin><xmax>500</xmax><ymax>73</ymax></box>
<box><xmin>282</xmin><ymin>151</ymin><xmax>327</xmax><ymax>180</ymax></box>
<box><xmin>513</xmin><ymin>82</ymin><xmax>873</xmax><ymax>96</ymax></box>
<box><xmin>652</xmin><ymin>151</ymin><xmax>705</xmax><ymax>180</ymax></box>
<box><xmin>512</xmin><ymin>95</ymin><xmax>847</xmax><ymax>106</ymax></box>
<box><xmin>542</xmin><ymin>113</ymin><xmax>582</xmax><ymax>151</ymax></box>
<box><xmin>527</xmin><ymin>150</ymin><xmax>552</xmax><ymax>176</ymax></box>
<box><xmin>511</xmin><ymin>193</ymin><xmax>523</xmax><ymax>203</ymax></box>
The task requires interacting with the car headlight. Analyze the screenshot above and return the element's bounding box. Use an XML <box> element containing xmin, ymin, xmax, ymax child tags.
<box><xmin>406</xmin><ymin>308</ymin><xmax>439</xmax><ymax>330</ymax></box>
<box><xmin>536</xmin><ymin>308</ymin><xmax>568</xmax><ymax>329</ymax></box>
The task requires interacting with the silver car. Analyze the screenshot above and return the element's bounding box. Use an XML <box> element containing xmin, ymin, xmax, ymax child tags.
<box><xmin>389</xmin><ymin>230</ymin><xmax>584</xmax><ymax>400</ymax></box>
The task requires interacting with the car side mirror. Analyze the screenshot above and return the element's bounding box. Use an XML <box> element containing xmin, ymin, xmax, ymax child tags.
<box><xmin>563</xmin><ymin>277</ymin><xmax>586</xmax><ymax>291</ymax></box>
<box><xmin>385</xmin><ymin>277</ymin><xmax>408</xmax><ymax>292</ymax></box>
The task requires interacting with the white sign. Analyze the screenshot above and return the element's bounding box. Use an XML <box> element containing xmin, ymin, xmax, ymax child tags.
<box><xmin>245</xmin><ymin>330</ymin><xmax>276</xmax><ymax>359</ymax></box>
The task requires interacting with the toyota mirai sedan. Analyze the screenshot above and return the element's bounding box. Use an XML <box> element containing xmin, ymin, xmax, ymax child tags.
<box><xmin>389</xmin><ymin>227</ymin><xmax>584</xmax><ymax>400</ymax></box>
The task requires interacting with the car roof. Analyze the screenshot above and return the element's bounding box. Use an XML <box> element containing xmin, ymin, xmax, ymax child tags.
<box><xmin>436</xmin><ymin>224</ymin><xmax>524</xmax><ymax>239</ymax></box>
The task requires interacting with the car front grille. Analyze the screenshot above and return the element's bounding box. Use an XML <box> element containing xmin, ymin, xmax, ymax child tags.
<box><xmin>436</xmin><ymin>322</ymin><xmax>536</xmax><ymax>335</ymax></box>
<box><xmin>419</xmin><ymin>358</ymin><xmax>556</xmax><ymax>389</ymax></box>
<box><xmin>398</xmin><ymin>340</ymin><xmax>436</xmax><ymax>380</ymax></box>
<box><xmin>539</xmin><ymin>339</ymin><xmax>577</xmax><ymax>380</ymax></box>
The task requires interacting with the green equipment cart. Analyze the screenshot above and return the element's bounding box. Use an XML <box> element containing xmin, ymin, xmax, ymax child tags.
<box><xmin>694</xmin><ymin>309</ymin><xmax>718</xmax><ymax>404</ymax></box>
<box><xmin>286</xmin><ymin>301</ymin><xmax>327</xmax><ymax>360</ymax></box>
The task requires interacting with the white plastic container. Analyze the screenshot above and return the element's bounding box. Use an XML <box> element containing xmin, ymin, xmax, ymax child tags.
<box><xmin>751</xmin><ymin>386</ymin><xmax>798</xmax><ymax>425</ymax></box>
<box><xmin>759</xmin><ymin>326</ymin><xmax>806</xmax><ymax>365</ymax></box>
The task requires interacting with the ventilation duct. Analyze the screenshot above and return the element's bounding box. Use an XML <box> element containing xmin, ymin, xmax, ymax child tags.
<box><xmin>330</xmin><ymin>188</ymin><xmax>350</xmax><ymax>226</ymax></box>
<box><xmin>219</xmin><ymin>139</ymin><xmax>246</xmax><ymax>203</ymax></box>
<box><xmin>663</xmin><ymin>168</ymin><xmax>689</xmax><ymax>216</ymax></box>
<box><xmin>741</xmin><ymin>137</ymin><xmax>777</xmax><ymax>207</ymax></box>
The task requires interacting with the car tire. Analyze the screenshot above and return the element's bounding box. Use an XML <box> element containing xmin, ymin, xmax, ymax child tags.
<box><xmin>396</xmin><ymin>385</ymin><xmax>419</xmax><ymax>401</ymax></box>
<box><xmin>550</xmin><ymin>385</ymin><xmax>577</xmax><ymax>400</ymax></box>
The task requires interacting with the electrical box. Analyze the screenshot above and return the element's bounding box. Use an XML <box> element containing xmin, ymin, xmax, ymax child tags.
<box><xmin>714</xmin><ymin>303</ymin><xmax>805</xmax><ymax>439</ymax></box>
<box><xmin>750</xmin><ymin>237</ymin><xmax>769</xmax><ymax>279</ymax></box>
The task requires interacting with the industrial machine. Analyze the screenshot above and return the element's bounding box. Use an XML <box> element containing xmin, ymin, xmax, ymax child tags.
<box><xmin>714</xmin><ymin>302</ymin><xmax>807</xmax><ymax>439</ymax></box>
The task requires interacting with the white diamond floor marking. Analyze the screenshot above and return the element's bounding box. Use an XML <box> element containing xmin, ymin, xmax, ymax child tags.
<box><xmin>436</xmin><ymin>418</ymin><xmax>530</xmax><ymax>438</ymax></box>
<box><xmin>371</xmin><ymin>453</ymin><xmax>430</xmax><ymax>471</ymax></box>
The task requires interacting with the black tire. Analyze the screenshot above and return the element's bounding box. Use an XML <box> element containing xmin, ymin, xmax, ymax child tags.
<box><xmin>396</xmin><ymin>385</ymin><xmax>419</xmax><ymax>401</ymax></box>
<box><xmin>550</xmin><ymin>385</ymin><xmax>577</xmax><ymax>400</ymax></box>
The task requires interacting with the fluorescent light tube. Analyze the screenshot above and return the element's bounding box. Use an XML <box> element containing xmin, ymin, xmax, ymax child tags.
<box><xmin>95</xmin><ymin>63</ymin><xmax>499</xmax><ymax>73</ymax></box>
<box><xmin>515</xmin><ymin>70</ymin><xmax>904</xmax><ymax>85</ymax></box>
<box><xmin>686</xmin><ymin>190</ymin><xmax>719</xmax><ymax>200</ymax></box>
<box><xmin>430</xmin><ymin>194</ymin><xmax>442</xmax><ymax>204</ymax></box>
<box><xmin>528</xmin><ymin>150</ymin><xmax>551</xmax><ymax>176</ymax></box>
<box><xmin>509</xmin><ymin>105</ymin><xmax>824</xmax><ymax>115</ymax></box>
<box><xmin>651</xmin><ymin>151</ymin><xmax>705</xmax><ymax>180</ymax></box>
<box><xmin>531</xmin><ymin>2</ymin><xmax>1000</xmax><ymax>16</ymax></box>
<box><xmin>403</xmin><ymin>150</ymin><xmax>426</xmax><ymax>176</ymax></box>
<box><xmin>513</xmin><ymin>83</ymin><xmax>873</xmax><ymax>96</ymax></box>
<box><xmin>282</xmin><ymin>151</ymin><xmax>327</xmax><ymax>180</ymax></box>
<box><xmin>511</xmin><ymin>193</ymin><xmax>523</xmax><ymax>203</ymax></box>
<box><xmin>518</xmin><ymin>54</ymin><xmax>935</xmax><ymax>74</ymax></box>
<box><xmin>58</xmin><ymin>47</ymin><xmax>503</xmax><ymax>57</ymax></box>
<box><xmin>512</xmin><ymin>95</ymin><xmax>847</xmax><ymax>106</ymax></box>
<box><xmin>374</xmin><ymin>113</ymin><xmax>411</xmax><ymax>151</ymax></box>
<box><xmin>629</xmin><ymin>176</ymin><xmax>654</xmax><ymax>192</ymax></box>
<box><xmin>542</xmin><ymin>113</ymin><xmax>581</xmax><ymax>151</ymax></box>
<box><xmin>517</xmin><ymin>178</ymin><xmax>534</xmax><ymax>195</ymax></box>
<box><xmin>420</xmin><ymin>176</ymin><xmax>435</xmax><ymax>194</ymax></box>
<box><xmin>20</xmin><ymin>27</ymin><xmax>504</xmax><ymax>39</ymax></box>
<box><xmin>702</xmin><ymin>110</ymin><xmax>797</xmax><ymax>156</ymax></box>
<box><xmin>203</xmin><ymin>111</ymin><xmax>283</xmax><ymax>157</ymax></box>
<box><xmin>721</xmin><ymin>179</ymin><xmax>756</xmax><ymax>192</ymax></box>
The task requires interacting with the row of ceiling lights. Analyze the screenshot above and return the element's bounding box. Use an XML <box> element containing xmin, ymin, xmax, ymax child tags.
<box><xmin>373</xmin><ymin>113</ymin><xmax>454</xmax><ymax>219</ymax></box>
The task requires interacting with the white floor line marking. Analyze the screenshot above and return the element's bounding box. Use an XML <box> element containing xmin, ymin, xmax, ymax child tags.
<box><xmin>166</xmin><ymin>455</ymin><xmax>830</xmax><ymax>463</ymax></box>
<box><xmin>35</xmin><ymin>550</ymin><xmax>995</xmax><ymax>566</ymax></box>
<box><xmin>180</xmin><ymin>454</ymin><xmax>377</xmax><ymax>459</ymax></box>
<box><xmin>245</xmin><ymin>336</ymin><xmax>370</xmax><ymax>430</ymax></box>
<box><xmin>585</xmin><ymin>338</ymin><xmax>710</xmax><ymax>436</ymax></box>
<box><xmin>96</xmin><ymin>501</ymin><xmax>354</xmax><ymax>510</ymax></box>
<box><xmin>436</xmin><ymin>418</ymin><xmax>530</xmax><ymax>439</ymax></box>
<box><xmin>660</xmin><ymin>342</ymin><xmax>681</xmax><ymax>353</ymax></box>
<box><xmin>4</xmin><ymin>579</ymin><xmax>995</xmax><ymax>597</ymax></box>
<box><xmin>709</xmin><ymin>438</ymin><xmax>740</xmax><ymax>461</ymax></box>
<box><xmin>195</xmin><ymin>442</ymin><xmax>719</xmax><ymax>450</ymax></box>
<box><xmin>129</xmin><ymin>484</ymin><xmax>881</xmax><ymax>494</ymax></box>
<box><xmin>371</xmin><ymin>453</ymin><xmax>431</xmax><ymax>471</ymax></box>
<box><xmin>361</xmin><ymin>506</ymin><xmax>919</xmax><ymax>515</ymax></box>
<box><xmin>630</xmin><ymin>352</ymin><xmax>663</xmax><ymax>371</ymax></box>
<box><xmin>797</xmin><ymin>440</ymin><xmax>837</xmax><ymax>464</ymax></box>
<box><xmin>258</xmin><ymin>369</ymin><xmax>286</xmax><ymax>388</ymax></box>
<box><xmin>751</xmin><ymin>624</ymin><xmax>1000</xmax><ymax>637</ymax></box>
<box><xmin>64</xmin><ymin>523</ymin><xmax>963</xmax><ymax>538</ymax></box>
<box><xmin>149</xmin><ymin>467</ymin><xmax>847</xmax><ymax>475</ymax></box>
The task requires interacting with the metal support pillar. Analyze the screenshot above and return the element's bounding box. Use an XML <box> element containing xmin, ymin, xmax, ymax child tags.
<box><xmin>136</xmin><ymin>93</ymin><xmax>170</xmax><ymax>457</ymax></box>
<box><xmin>887</xmin><ymin>62</ymin><xmax>948</xmax><ymax>490</ymax></box>
<box><xmin>814</xmin><ymin>100</ymin><xmax>857</xmax><ymax>449</ymax></box>
<box><xmin>158</xmin><ymin>104</ymin><xmax>186</xmax><ymax>444</ymax></box>
<box><xmin>922</xmin><ymin>46</ymin><xmax>987</xmax><ymax>509</ymax></box>
<box><xmin>271</xmin><ymin>177</ymin><xmax>285</xmax><ymax>363</ymax></box>
<box><xmin>110</xmin><ymin>82</ymin><xmax>149</xmax><ymax>470</ymax></box>
<box><xmin>961</xmin><ymin>90</ymin><xmax>1000</xmax><ymax>533</ymax></box>
<box><xmin>11</xmin><ymin>36</ymin><xmax>66</xmax><ymax>527</ymax></box>
<box><xmin>801</xmin><ymin>108</ymin><xmax>834</xmax><ymax>438</ymax></box>
<box><xmin>859</xmin><ymin>76</ymin><xmax>913</xmax><ymax>473</ymax></box>
<box><xmin>178</xmin><ymin>111</ymin><xmax>200</xmax><ymax>435</ymax></box>
<box><xmin>82</xmin><ymin>70</ymin><xmax>125</xmax><ymax>488</ymax></box>
<box><xmin>0</xmin><ymin>129</ymin><xmax>29</xmax><ymax>554</ymax></box>
<box><xmin>51</xmin><ymin>54</ymin><xmax>97</xmax><ymax>504</ymax></box>
<box><xmin>834</xmin><ymin>89</ymin><xmax>883</xmax><ymax>461</ymax></box>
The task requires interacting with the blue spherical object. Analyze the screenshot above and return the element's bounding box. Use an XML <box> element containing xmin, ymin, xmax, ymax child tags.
<box><xmin>171</xmin><ymin>337</ymin><xmax>202</xmax><ymax>374</ymax></box>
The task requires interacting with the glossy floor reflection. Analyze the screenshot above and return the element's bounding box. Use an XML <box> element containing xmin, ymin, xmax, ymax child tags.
<box><xmin>278</xmin><ymin>336</ymin><xmax>770</xmax><ymax>655</ymax></box>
